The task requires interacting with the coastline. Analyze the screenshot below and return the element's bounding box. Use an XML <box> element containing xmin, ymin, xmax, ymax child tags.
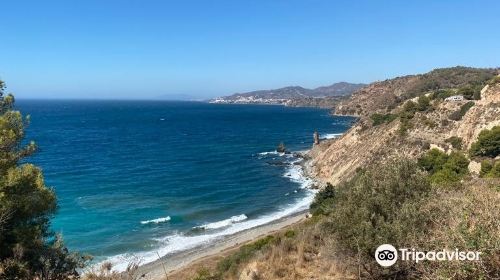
<box><xmin>136</xmin><ymin>210</ymin><xmax>309</xmax><ymax>279</ymax></box>
<box><xmin>130</xmin><ymin>151</ymin><xmax>322</xmax><ymax>279</ymax></box>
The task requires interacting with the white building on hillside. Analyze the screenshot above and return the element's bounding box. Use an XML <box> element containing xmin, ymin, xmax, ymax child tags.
<box><xmin>445</xmin><ymin>95</ymin><xmax>464</xmax><ymax>102</ymax></box>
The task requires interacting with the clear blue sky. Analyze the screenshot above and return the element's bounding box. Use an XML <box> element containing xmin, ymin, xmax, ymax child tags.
<box><xmin>1</xmin><ymin>0</ymin><xmax>499</xmax><ymax>100</ymax></box>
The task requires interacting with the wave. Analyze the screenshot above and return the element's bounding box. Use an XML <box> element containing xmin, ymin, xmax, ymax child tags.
<box><xmin>258</xmin><ymin>151</ymin><xmax>283</xmax><ymax>156</ymax></box>
<box><xmin>140</xmin><ymin>216</ymin><xmax>171</xmax><ymax>225</ymax></box>
<box><xmin>102</xmin><ymin>154</ymin><xmax>316</xmax><ymax>272</ymax></box>
<box><xmin>194</xmin><ymin>214</ymin><xmax>247</xmax><ymax>230</ymax></box>
<box><xmin>283</xmin><ymin>159</ymin><xmax>313</xmax><ymax>189</ymax></box>
<box><xmin>321</xmin><ymin>133</ymin><xmax>343</xmax><ymax>140</ymax></box>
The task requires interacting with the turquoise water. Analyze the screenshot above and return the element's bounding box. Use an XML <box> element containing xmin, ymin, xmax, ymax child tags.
<box><xmin>18</xmin><ymin>100</ymin><xmax>354</xmax><ymax>269</ymax></box>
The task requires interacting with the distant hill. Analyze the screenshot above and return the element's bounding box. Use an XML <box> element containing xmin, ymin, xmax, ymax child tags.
<box><xmin>210</xmin><ymin>82</ymin><xmax>366</xmax><ymax>105</ymax></box>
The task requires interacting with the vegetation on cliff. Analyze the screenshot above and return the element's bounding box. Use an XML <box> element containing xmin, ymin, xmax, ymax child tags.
<box><xmin>470</xmin><ymin>126</ymin><xmax>500</xmax><ymax>158</ymax></box>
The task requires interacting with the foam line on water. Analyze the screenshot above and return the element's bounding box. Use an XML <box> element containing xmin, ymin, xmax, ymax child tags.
<box><xmin>140</xmin><ymin>216</ymin><xmax>171</xmax><ymax>225</ymax></box>
<box><xmin>194</xmin><ymin>214</ymin><xmax>248</xmax><ymax>230</ymax></box>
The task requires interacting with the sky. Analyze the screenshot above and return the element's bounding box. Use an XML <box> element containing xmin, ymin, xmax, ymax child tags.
<box><xmin>1</xmin><ymin>0</ymin><xmax>500</xmax><ymax>100</ymax></box>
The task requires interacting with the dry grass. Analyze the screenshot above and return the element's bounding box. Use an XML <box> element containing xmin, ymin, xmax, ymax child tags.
<box><xmin>414</xmin><ymin>179</ymin><xmax>500</xmax><ymax>279</ymax></box>
<box><xmin>83</xmin><ymin>261</ymin><xmax>145</xmax><ymax>280</ymax></box>
<box><xmin>244</xmin><ymin>220</ymin><xmax>354</xmax><ymax>280</ymax></box>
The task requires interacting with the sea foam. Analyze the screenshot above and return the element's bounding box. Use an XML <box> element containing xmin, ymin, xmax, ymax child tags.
<box><xmin>195</xmin><ymin>214</ymin><xmax>248</xmax><ymax>230</ymax></box>
<box><xmin>321</xmin><ymin>133</ymin><xmax>343</xmax><ymax>140</ymax></box>
<box><xmin>140</xmin><ymin>216</ymin><xmax>171</xmax><ymax>225</ymax></box>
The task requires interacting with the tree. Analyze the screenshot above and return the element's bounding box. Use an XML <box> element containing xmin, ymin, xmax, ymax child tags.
<box><xmin>470</xmin><ymin>126</ymin><xmax>500</xmax><ymax>158</ymax></box>
<box><xmin>418</xmin><ymin>149</ymin><xmax>469</xmax><ymax>185</ymax></box>
<box><xmin>0</xmin><ymin>80</ymin><xmax>85</xmax><ymax>279</ymax></box>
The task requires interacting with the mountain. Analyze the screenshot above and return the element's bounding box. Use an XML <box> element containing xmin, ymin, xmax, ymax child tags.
<box><xmin>210</xmin><ymin>82</ymin><xmax>366</xmax><ymax>105</ymax></box>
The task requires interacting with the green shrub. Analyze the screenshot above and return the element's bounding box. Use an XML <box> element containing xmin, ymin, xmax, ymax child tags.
<box><xmin>401</xmin><ymin>100</ymin><xmax>417</xmax><ymax>118</ymax></box>
<box><xmin>448</xmin><ymin>101</ymin><xmax>474</xmax><ymax>121</ymax></box>
<box><xmin>320</xmin><ymin>159</ymin><xmax>432</xmax><ymax>278</ymax></box>
<box><xmin>370</xmin><ymin>113</ymin><xmax>397</xmax><ymax>126</ymax></box>
<box><xmin>418</xmin><ymin>149</ymin><xmax>469</xmax><ymax>185</ymax></box>
<box><xmin>480</xmin><ymin>160</ymin><xmax>500</xmax><ymax>178</ymax></box>
<box><xmin>417</xmin><ymin>95</ymin><xmax>431</xmax><ymax>111</ymax></box>
<box><xmin>490</xmin><ymin>161</ymin><xmax>500</xmax><ymax>178</ymax></box>
<box><xmin>480</xmin><ymin>160</ymin><xmax>493</xmax><ymax>177</ymax></box>
<box><xmin>310</xmin><ymin>183</ymin><xmax>335</xmax><ymax>216</ymax></box>
<box><xmin>431</xmin><ymin>89</ymin><xmax>455</xmax><ymax>100</ymax></box>
<box><xmin>470</xmin><ymin>126</ymin><xmax>500</xmax><ymax>158</ymax></box>
<box><xmin>457</xmin><ymin>86</ymin><xmax>482</xmax><ymax>100</ymax></box>
<box><xmin>284</xmin><ymin>230</ymin><xmax>296</xmax><ymax>238</ymax></box>
<box><xmin>445</xmin><ymin>136</ymin><xmax>463</xmax><ymax>149</ymax></box>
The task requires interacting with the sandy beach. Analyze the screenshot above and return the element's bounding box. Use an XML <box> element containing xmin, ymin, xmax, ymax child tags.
<box><xmin>135</xmin><ymin>210</ymin><xmax>308</xmax><ymax>279</ymax></box>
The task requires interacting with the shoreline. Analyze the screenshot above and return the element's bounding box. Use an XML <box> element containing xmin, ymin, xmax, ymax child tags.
<box><xmin>104</xmin><ymin>112</ymin><xmax>334</xmax><ymax>279</ymax></box>
<box><xmin>129</xmin><ymin>151</ymin><xmax>321</xmax><ymax>279</ymax></box>
<box><xmin>136</xmin><ymin>210</ymin><xmax>309</xmax><ymax>279</ymax></box>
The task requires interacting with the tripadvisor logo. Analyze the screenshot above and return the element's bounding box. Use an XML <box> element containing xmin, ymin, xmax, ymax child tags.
<box><xmin>375</xmin><ymin>244</ymin><xmax>398</xmax><ymax>267</ymax></box>
<box><xmin>374</xmin><ymin>244</ymin><xmax>481</xmax><ymax>267</ymax></box>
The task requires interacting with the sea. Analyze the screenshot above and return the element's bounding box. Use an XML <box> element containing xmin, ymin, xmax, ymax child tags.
<box><xmin>17</xmin><ymin>100</ymin><xmax>354</xmax><ymax>270</ymax></box>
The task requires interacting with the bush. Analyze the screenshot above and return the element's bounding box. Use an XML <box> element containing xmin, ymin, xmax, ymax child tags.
<box><xmin>417</xmin><ymin>95</ymin><xmax>431</xmax><ymax>111</ymax></box>
<box><xmin>418</xmin><ymin>149</ymin><xmax>469</xmax><ymax>185</ymax></box>
<box><xmin>310</xmin><ymin>183</ymin><xmax>335</xmax><ymax>216</ymax></box>
<box><xmin>284</xmin><ymin>230</ymin><xmax>296</xmax><ymax>238</ymax></box>
<box><xmin>431</xmin><ymin>89</ymin><xmax>455</xmax><ymax>100</ymax></box>
<box><xmin>448</xmin><ymin>101</ymin><xmax>474</xmax><ymax>121</ymax></box>
<box><xmin>445</xmin><ymin>136</ymin><xmax>463</xmax><ymax>149</ymax></box>
<box><xmin>320</xmin><ymin>159</ymin><xmax>432</xmax><ymax>278</ymax></box>
<box><xmin>370</xmin><ymin>113</ymin><xmax>397</xmax><ymax>126</ymax></box>
<box><xmin>401</xmin><ymin>100</ymin><xmax>417</xmax><ymax>118</ymax></box>
<box><xmin>457</xmin><ymin>85</ymin><xmax>482</xmax><ymax>100</ymax></box>
<box><xmin>480</xmin><ymin>160</ymin><xmax>500</xmax><ymax>178</ymax></box>
<box><xmin>470</xmin><ymin>126</ymin><xmax>500</xmax><ymax>158</ymax></box>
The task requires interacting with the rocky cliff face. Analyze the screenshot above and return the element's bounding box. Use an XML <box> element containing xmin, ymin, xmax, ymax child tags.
<box><xmin>308</xmin><ymin>73</ymin><xmax>500</xmax><ymax>186</ymax></box>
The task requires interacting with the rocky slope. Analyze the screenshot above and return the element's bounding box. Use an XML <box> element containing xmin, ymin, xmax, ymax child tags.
<box><xmin>334</xmin><ymin>67</ymin><xmax>497</xmax><ymax>116</ymax></box>
<box><xmin>308</xmin><ymin>69</ymin><xmax>500</xmax><ymax>186</ymax></box>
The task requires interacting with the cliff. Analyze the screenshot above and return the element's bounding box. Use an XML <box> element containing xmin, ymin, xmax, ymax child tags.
<box><xmin>308</xmin><ymin>69</ymin><xmax>500</xmax><ymax>186</ymax></box>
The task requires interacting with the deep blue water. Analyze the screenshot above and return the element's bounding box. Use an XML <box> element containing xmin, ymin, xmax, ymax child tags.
<box><xmin>17</xmin><ymin>100</ymin><xmax>353</xmax><ymax>268</ymax></box>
